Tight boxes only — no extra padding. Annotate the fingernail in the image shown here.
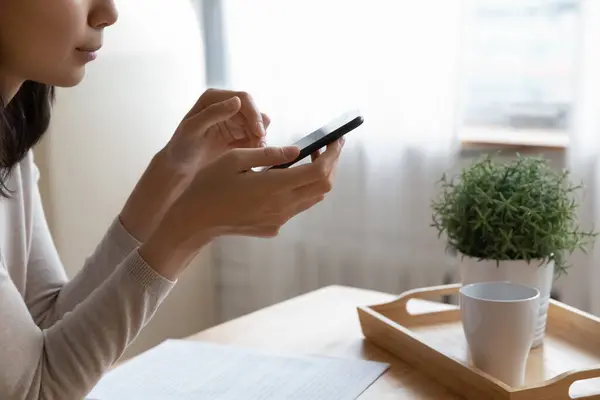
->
[340,137,346,147]
[256,121,266,137]
[227,96,241,109]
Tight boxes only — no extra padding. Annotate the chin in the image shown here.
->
[51,68,87,88]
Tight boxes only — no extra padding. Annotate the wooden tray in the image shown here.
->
[357,283,600,400]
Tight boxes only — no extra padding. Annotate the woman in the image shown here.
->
[0,1,342,399]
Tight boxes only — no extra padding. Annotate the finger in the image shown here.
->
[265,139,343,188]
[287,195,325,221]
[229,136,263,149]
[218,120,239,143]
[191,89,267,139]
[251,139,342,189]
[261,113,271,130]
[293,179,332,198]
[184,87,227,119]
[312,139,344,174]
[236,91,266,138]
[262,161,327,190]
[234,225,281,238]
[224,146,300,172]
[257,194,324,230]
[186,96,242,133]
[326,138,345,180]
[310,149,321,162]
[297,195,324,212]
[327,159,339,182]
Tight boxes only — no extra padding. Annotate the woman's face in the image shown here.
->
[0,0,118,90]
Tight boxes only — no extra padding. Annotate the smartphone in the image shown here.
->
[268,109,364,169]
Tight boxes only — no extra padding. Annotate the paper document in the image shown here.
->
[87,339,388,400]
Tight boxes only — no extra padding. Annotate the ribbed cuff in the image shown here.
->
[123,250,176,299]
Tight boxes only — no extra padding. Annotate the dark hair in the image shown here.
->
[0,82,55,197]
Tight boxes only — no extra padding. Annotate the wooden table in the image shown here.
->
[186,285,462,399]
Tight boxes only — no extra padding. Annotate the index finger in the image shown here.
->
[235,91,266,138]
[259,163,324,190]
[186,89,266,138]
[258,144,342,190]
[312,138,344,173]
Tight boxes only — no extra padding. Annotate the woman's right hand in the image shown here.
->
[139,140,343,280]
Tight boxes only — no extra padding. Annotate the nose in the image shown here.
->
[89,0,119,29]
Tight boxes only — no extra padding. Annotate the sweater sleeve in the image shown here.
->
[0,250,175,400]
[0,155,176,399]
[23,155,144,328]
[25,211,144,329]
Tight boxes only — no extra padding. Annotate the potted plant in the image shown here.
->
[431,155,596,347]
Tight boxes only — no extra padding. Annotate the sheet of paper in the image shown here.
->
[87,339,388,400]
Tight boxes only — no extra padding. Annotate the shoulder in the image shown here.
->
[0,151,44,218]
[0,151,37,198]
[18,150,40,191]
[3,151,42,210]
[0,152,39,267]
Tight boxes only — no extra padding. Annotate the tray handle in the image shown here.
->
[539,366,600,399]
[375,283,461,317]
[396,283,461,301]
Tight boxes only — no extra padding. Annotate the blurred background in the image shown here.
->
[33,0,600,357]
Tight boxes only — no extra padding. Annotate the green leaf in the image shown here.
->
[430,155,598,275]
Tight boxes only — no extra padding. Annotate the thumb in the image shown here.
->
[226,146,300,172]
[187,96,242,132]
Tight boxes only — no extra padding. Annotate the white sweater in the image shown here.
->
[0,151,176,399]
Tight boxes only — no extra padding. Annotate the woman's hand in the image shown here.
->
[139,140,344,280]
[119,88,270,242]
[163,88,271,170]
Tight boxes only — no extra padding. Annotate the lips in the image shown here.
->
[75,47,100,62]
[77,46,101,53]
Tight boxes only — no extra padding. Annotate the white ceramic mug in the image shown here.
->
[459,281,540,387]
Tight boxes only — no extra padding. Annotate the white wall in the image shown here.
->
[34,0,216,358]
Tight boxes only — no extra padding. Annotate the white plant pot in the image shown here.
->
[459,256,555,348]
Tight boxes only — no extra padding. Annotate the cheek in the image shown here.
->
[46,1,87,53]
[0,0,86,83]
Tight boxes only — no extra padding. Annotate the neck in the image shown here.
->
[0,73,24,105]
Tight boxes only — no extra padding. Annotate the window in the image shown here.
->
[219,0,462,152]
[214,0,579,149]
[459,0,580,147]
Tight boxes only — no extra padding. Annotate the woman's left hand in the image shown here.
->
[167,88,271,169]
[119,88,271,242]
